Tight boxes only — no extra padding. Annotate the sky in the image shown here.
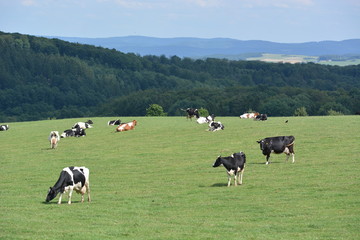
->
[0,0,359,43]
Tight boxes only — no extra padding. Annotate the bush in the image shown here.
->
[294,107,308,116]
[327,109,344,116]
[198,107,209,117]
[146,104,167,116]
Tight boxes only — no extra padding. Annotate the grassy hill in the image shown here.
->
[1,116,359,239]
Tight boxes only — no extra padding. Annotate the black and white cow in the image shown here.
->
[213,152,246,187]
[73,120,93,129]
[257,136,295,165]
[46,166,91,204]
[0,124,9,131]
[108,119,121,126]
[254,114,267,121]
[182,108,200,120]
[60,127,86,138]
[197,114,215,124]
[208,121,224,132]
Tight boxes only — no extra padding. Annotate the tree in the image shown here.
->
[146,104,167,116]
[294,107,308,116]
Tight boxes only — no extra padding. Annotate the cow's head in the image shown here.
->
[46,187,57,202]
[257,140,266,150]
[213,156,223,167]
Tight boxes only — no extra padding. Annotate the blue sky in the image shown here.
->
[1,0,359,43]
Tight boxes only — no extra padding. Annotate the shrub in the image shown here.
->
[294,107,308,116]
[146,104,167,116]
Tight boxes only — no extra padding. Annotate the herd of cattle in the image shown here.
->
[1,109,295,204]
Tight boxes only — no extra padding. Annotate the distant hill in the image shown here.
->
[50,36,360,58]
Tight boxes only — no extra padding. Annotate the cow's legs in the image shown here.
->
[58,193,63,204]
[234,174,238,186]
[238,169,244,185]
[266,155,270,165]
[291,153,295,163]
[87,184,91,202]
[227,174,231,187]
[67,187,74,204]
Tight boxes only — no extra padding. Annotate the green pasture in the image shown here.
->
[1,116,359,239]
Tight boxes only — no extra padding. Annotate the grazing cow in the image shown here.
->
[208,121,224,132]
[48,131,60,149]
[213,152,246,187]
[181,108,200,120]
[108,119,121,126]
[240,112,259,119]
[73,120,93,129]
[197,114,215,124]
[254,114,267,121]
[60,127,86,138]
[257,136,295,165]
[0,124,9,131]
[116,120,137,132]
[46,166,91,204]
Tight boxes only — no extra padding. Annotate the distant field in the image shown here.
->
[247,53,360,66]
[1,116,359,239]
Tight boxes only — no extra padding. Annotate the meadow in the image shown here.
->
[0,116,359,239]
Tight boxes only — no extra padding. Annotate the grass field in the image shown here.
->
[246,53,360,66]
[0,116,359,239]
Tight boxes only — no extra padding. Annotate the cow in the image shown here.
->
[240,112,259,119]
[213,152,246,187]
[60,127,86,138]
[197,114,215,124]
[181,108,200,120]
[48,131,60,149]
[73,120,93,129]
[208,121,224,132]
[257,136,295,165]
[46,166,91,204]
[254,114,267,121]
[116,120,137,132]
[0,124,9,131]
[108,119,121,126]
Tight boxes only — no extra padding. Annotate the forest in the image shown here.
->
[0,31,359,122]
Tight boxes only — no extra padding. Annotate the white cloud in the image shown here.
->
[21,0,37,6]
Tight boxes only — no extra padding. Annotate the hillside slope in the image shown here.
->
[0,32,360,121]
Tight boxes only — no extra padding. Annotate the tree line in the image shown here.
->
[0,31,359,122]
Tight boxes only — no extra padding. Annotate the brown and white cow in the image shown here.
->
[240,112,259,119]
[116,120,137,132]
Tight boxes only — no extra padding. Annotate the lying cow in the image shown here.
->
[48,131,60,149]
[213,152,246,187]
[73,120,93,129]
[197,114,215,124]
[257,136,295,164]
[0,124,9,131]
[60,127,86,138]
[208,121,224,132]
[46,166,91,204]
[116,120,137,132]
[108,119,121,126]
[254,114,267,121]
[240,112,259,119]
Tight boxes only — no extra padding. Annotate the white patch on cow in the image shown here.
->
[227,169,235,176]
[284,147,290,154]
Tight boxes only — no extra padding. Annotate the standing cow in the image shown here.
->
[46,166,91,204]
[213,152,246,187]
[257,136,295,164]
[48,131,60,149]
[181,108,200,120]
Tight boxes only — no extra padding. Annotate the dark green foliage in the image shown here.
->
[0,31,359,121]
